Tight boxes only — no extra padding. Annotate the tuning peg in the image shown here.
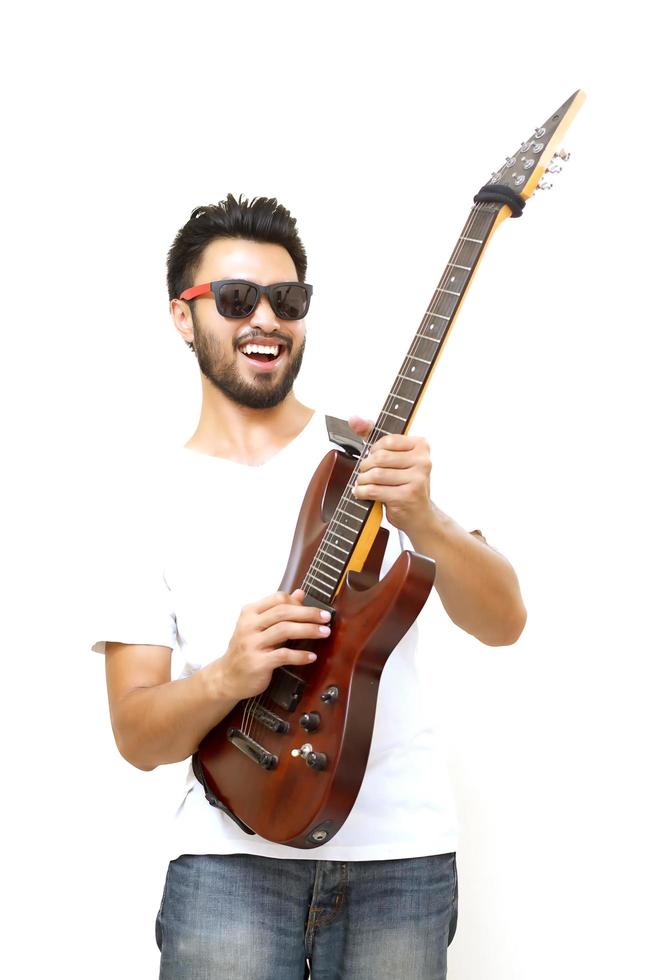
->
[546,162,563,174]
[554,148,571,161]
[537,178,553,190]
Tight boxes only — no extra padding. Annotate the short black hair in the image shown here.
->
[167,194,308,352]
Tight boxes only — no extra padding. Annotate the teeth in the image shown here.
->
[241,344,280,356]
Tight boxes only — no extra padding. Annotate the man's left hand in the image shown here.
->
[349,414,433,538]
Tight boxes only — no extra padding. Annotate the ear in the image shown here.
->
[170,298,195,346]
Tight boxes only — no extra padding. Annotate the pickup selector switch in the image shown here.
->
[320,686,339,704]
[300,712,321,732]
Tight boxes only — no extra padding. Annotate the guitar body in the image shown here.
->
[196,449,435,848]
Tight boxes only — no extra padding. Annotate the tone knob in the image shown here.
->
[300,711,321,732]
[306,752,328,771]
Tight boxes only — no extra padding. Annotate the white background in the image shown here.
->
[2,1,652,977]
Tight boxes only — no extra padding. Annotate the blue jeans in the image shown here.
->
[156,852,458,979]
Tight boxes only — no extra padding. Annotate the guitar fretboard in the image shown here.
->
[302,201,502,606]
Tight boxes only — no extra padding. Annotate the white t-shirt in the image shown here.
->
[92,410,458,860]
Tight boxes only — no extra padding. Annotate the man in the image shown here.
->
[93,194,526,979]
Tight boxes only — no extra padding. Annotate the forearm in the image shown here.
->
[113,659,238,771]
[406,502,527,646]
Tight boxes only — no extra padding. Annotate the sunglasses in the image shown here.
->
[179,279,313,320]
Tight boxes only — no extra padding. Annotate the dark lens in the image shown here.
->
[271,284,309,320]
[216,281,258,318]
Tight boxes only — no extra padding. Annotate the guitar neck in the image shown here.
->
[371,200,503,442]
[301,200,505,608]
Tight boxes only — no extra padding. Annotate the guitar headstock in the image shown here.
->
[487,90,586,204]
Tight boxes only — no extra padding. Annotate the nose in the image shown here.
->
[249,293,279,331]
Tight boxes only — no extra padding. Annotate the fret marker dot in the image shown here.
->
[394,403,399,410]
[411,366,415,372]
[450,276,456,282]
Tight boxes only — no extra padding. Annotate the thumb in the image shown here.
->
[348,415,374,439]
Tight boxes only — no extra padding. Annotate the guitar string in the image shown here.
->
[243,202,495,744]
[242,204,496,743]
[241,202,498,744]
[303,203,494,596]
[242,203,493,744]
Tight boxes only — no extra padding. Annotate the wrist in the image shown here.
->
[402,500,446,547]
[201,656,237,706]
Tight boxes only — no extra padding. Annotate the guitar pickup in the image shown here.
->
[269,668,305,712]
[227,728,278,770]
[252,704,290,734]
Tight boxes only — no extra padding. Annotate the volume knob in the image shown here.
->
[300,712,321,732]
[306,752,328,771]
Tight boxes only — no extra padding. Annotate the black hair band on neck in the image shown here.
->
[473,184,525,218]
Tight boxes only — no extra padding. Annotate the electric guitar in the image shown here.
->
[192,89,586,848]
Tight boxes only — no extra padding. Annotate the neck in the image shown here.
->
[185,374,313,464]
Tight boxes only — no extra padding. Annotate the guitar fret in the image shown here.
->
[323,539,349,555]
[460,235,483,244]
[304,576,331,598]
[406,354,431,365]
[334,507,363,525]
[398,373,421,384]
[388,393,414,403]
[311,565,338,583]
[329,520,356,540]
[347,497,369,512]
[434,287,461,297]
[417,332,442,341]
[447,262,472,271]
[316,556,343,575]
[381,410,408,422]
[425,312,449,320]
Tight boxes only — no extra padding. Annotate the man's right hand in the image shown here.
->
[217,589,332,701]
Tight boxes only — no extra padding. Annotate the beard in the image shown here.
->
[192,319,306,410]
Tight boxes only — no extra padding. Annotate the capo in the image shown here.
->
[325,415,365,458]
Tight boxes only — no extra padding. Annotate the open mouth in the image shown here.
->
[237,341,286,366]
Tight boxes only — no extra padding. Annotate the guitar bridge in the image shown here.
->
[227,728,278,770]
